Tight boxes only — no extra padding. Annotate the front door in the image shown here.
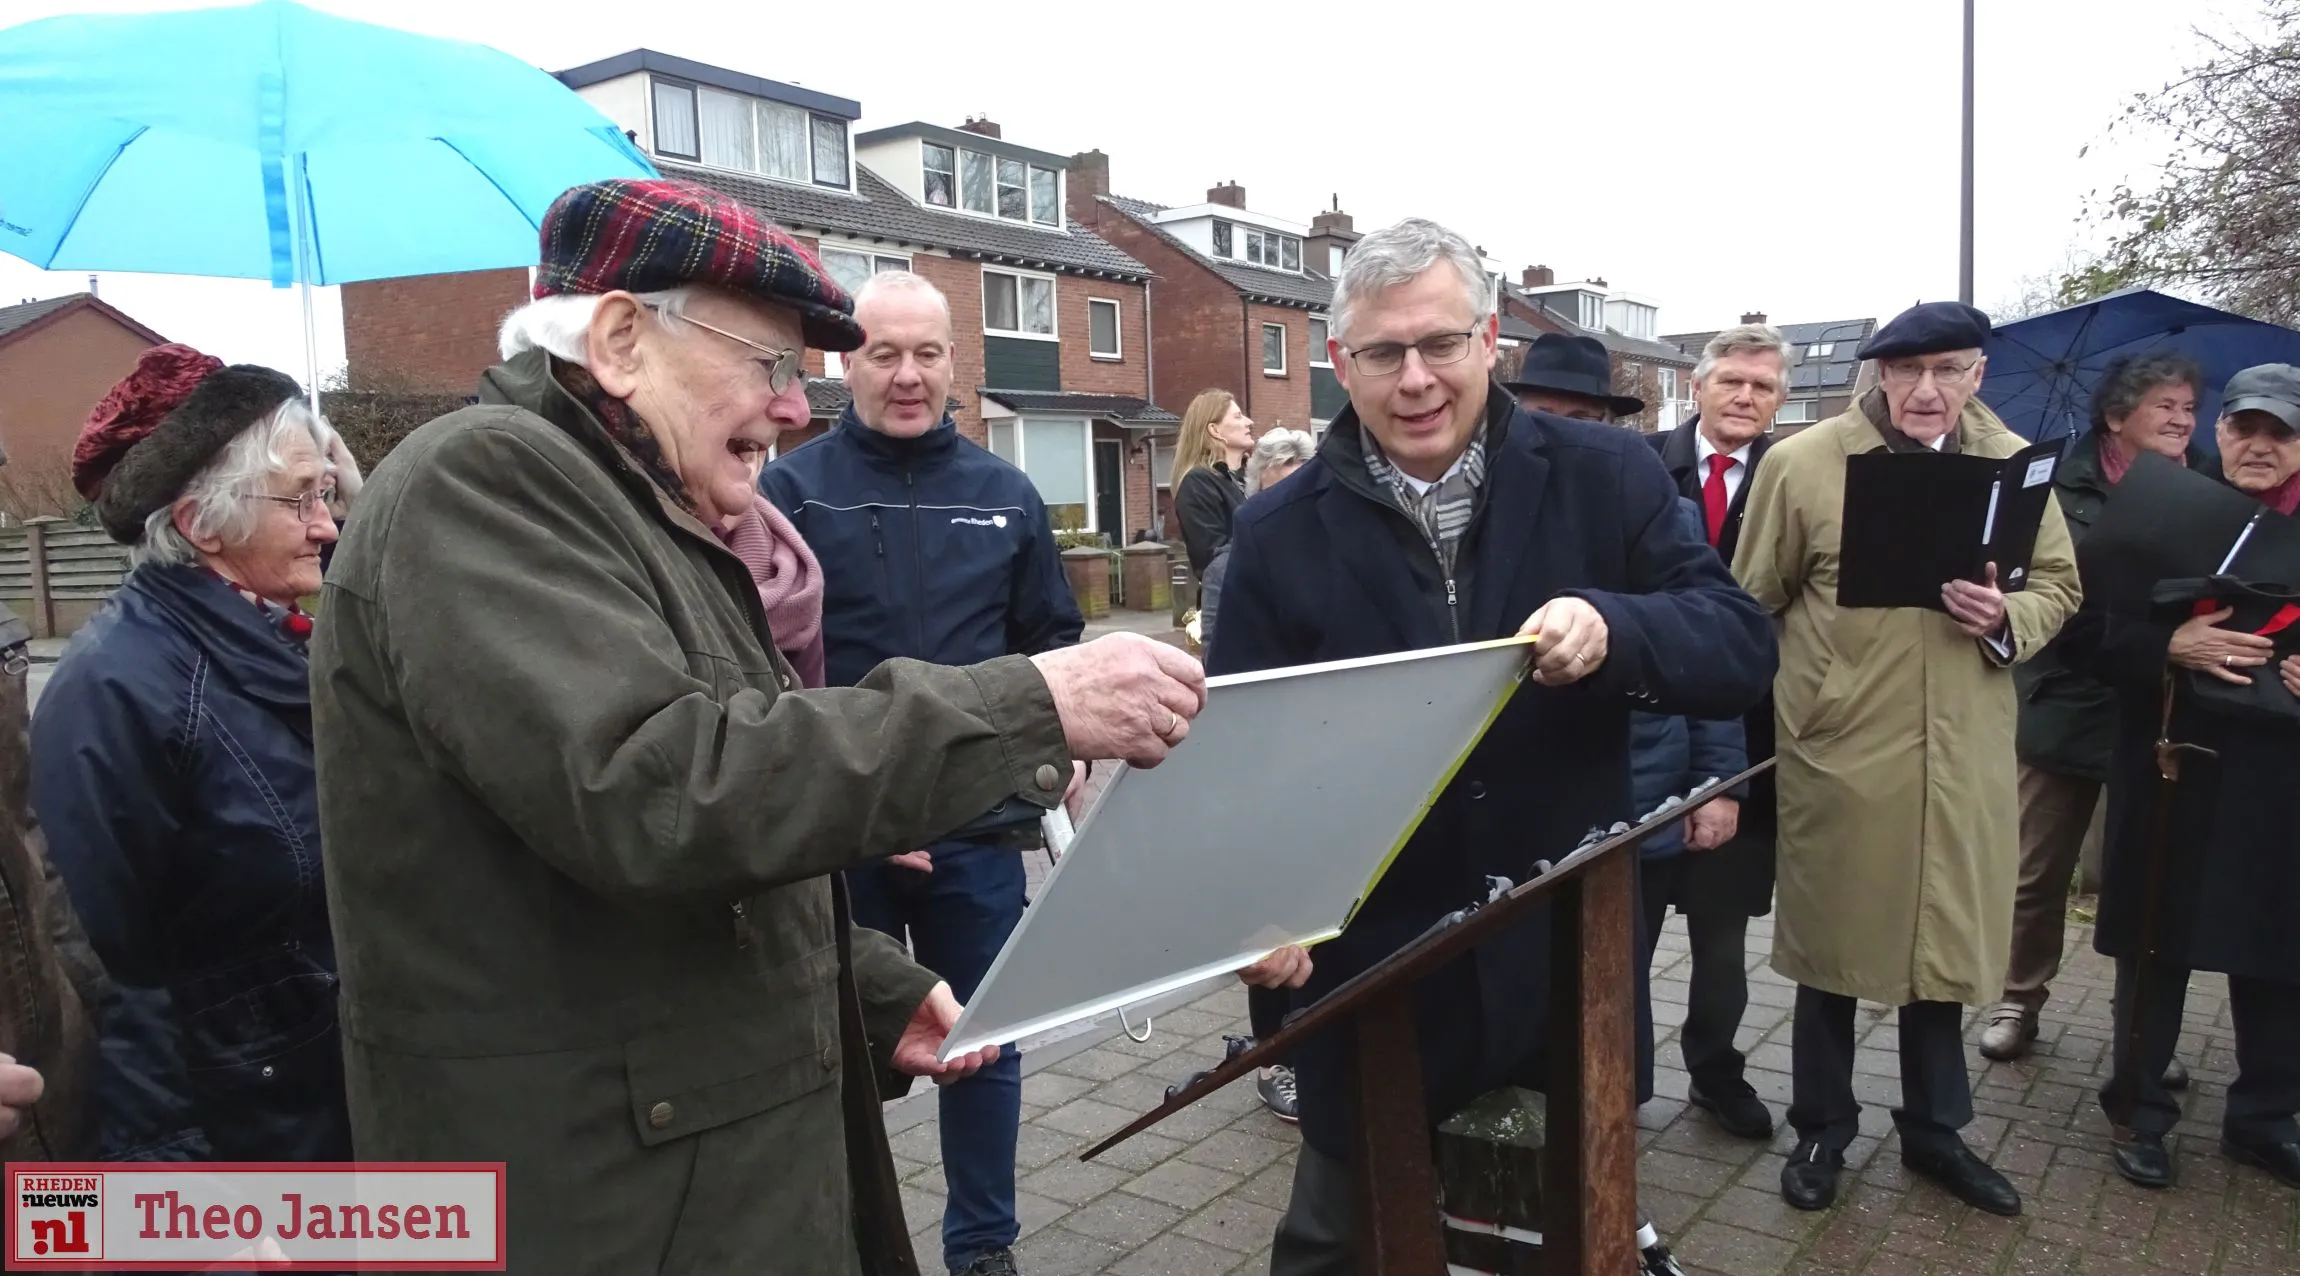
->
[1094,437,1124,541]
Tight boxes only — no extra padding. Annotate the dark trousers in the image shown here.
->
[1638,857,1752,1094]
[1269,1139,1354,1276]
[1788,986,1973,1152]
[846,841,1027,1271]
[2101,958,2300,1146]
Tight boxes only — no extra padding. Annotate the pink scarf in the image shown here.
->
[2097,432,2188,486]
[717,494,826,689]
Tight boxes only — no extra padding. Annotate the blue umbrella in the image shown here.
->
[1981,288,2300,443]
[0,0,654,382]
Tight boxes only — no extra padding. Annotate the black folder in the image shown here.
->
[1837,438,2065,610]
[2078,451,2272,610]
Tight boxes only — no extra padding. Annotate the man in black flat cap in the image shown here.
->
[1503,332,1646,422]
[1733,301,2081,1217]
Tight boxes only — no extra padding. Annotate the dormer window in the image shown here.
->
[924,144,957,206]
[1210,219,1304,273]
[652,77,850,190]
[937,144,1060,226]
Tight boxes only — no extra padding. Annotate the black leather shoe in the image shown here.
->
[1780,1141,1845,1211]
[1903,1137,2022,1216]
[2111,1132,2175,1188]
[2162,1057,2189,1091]
[1689,1081,1775,1140]
[2222,1136,2300,1188]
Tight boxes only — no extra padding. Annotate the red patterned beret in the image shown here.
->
[534,178,865,353]
[74,343,303,544]
[73,344,223,502]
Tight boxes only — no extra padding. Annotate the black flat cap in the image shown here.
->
[1857,301,1992,362]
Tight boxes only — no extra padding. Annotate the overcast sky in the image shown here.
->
[0,0,2263,383]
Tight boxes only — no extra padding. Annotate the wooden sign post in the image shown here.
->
[1081,761,1772,1276]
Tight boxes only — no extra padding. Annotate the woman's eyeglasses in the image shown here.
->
[249,487,337,523]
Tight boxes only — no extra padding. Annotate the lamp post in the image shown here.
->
[1959,0,1977,305]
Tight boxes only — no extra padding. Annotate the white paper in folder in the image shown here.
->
[937,637,1534,1061]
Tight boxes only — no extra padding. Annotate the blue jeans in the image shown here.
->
[846,840,1027,1272]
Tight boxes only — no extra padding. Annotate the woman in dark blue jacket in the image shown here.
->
[32,345,356,1161]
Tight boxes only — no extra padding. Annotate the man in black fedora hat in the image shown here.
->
[1504,332,1646,422]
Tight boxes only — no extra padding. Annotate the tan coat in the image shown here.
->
[1731,398,2080,1006]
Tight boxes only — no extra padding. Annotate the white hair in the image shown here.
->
[1245,428,1316,493]
[1693,322,1793,389]
[131,398,339,568]
[496,286,700,364]
[1330,217,1495,345]
[853,270,952,326]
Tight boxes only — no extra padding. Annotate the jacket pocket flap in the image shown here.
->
[624,1015,836,1148]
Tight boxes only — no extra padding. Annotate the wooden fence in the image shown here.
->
[0,517,129,638]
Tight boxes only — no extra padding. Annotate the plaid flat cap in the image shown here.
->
[534,178,865,352]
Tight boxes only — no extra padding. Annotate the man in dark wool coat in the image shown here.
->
[1206,216,1776,1275]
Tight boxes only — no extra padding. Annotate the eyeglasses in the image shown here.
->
[1878,359,1979,388]
[250,486,337,523]
[648,305,805,394]
[1343,330,1478,377]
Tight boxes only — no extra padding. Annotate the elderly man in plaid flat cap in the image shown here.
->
[308,178,1206,1275]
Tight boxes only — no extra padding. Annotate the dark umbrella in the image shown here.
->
[1981,288,2300,442]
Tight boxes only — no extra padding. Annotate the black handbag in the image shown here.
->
[2148,575,2300,726]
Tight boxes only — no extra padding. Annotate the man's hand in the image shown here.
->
[1032,633,1207,766]
[2283,653,2300,698]
[1238,946,1313,989]
[887,849,933,873]
[2170,606,2276,685]
[1064,760,1089,820]
[1942,563,2009,640]
[1683,797,1740,851]
[892,983,1000,1087]
[324,432,365,512]
[1517,597,1609,686]
[0,1053,42,1140]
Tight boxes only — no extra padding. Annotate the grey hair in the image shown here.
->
[1245,428,1316,493]
[497,286,700,364]
[1330,217,1495,344]
[1693,323,1793,389]
[2090,351,2202,433]
[853,270,952,326]
[131,398,340,568]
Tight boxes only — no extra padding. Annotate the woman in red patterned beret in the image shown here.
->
[28,343,361,1163]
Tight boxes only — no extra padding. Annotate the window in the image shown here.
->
[1774,399,1818,427]
[1309,317,1332,367]
[983,269,1055,337]
[1030,167,1060,225]
[1088,298,1122,359]
[995,417,1096,529]
[810,114,849,188]
[996,158,1028,220]
[819,247,911,298]
[756,101,809,182]
[1657,367,1679,403]
[652,81,698,159]
[961,150,994,214]
[1152,439,1175,488]
[1262,323,1287,375]
[1577,292,1606,330]
[1236,227,1305,272]
[1282,237,1301,271]
[923,144,956,207]
[1805,342,1835,358]
[1210,220,1233,257]
[697,88,753,170]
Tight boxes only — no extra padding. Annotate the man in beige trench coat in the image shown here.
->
[1732,302,2081,1218]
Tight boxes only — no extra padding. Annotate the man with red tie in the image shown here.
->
[1642,322,1793,1142]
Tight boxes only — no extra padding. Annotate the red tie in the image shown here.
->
[1703,453,1733,546]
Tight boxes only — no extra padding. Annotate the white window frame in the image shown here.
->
[1152,438,1176,490]
[982,267,1059,341]
[951,147,1062,227]
[655,76,851,191]
[1773,398,1818,428]
[1087,297,1123,361]
[923,142,957,208]
[1262,322,1288,376]
[1001,415,1099,532]
[1237,227,1304,273]
[1657,366,1678,403]
[1805,341,1835,359]
[820,246,914,374]
[1308,316,1332,367]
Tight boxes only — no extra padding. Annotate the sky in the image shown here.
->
[0,0,2266,382]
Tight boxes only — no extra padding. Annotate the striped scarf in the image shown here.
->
[1364,427,1488,575]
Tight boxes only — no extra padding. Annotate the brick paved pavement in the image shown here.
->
[888,912,2300,1275]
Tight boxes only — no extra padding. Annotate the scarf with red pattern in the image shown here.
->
[203,567,312,643]
[554,359,697,515]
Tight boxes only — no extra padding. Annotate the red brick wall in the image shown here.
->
[341,268,529,393]
[0,307,157,515]
[1242,301,1315,434]
[909,254,991,447]
[1057,276,1147,396]
[1070,199,1248,420]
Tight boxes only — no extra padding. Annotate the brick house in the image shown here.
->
[1660,313,1878,441]
[341,50,1173,544]
[0,293,168,517]
[1497,267,1695,434]
[1066,158,1353,519]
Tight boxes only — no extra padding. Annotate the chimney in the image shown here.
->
[1304,197,1359,277]
[1308,197,1354,236]
[1066,150,1109,223]
[1740,311,1768,325]
[1588,276,1607,288]
[87,274,99,298]
[1207,180,1246,209]
[958,116,1002,139]
[1522,265,1554,288]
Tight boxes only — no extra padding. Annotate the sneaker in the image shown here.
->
[1977,1002,2037,1062]
[950,1246,1019,1276]
[1637,1220,1688,1276]
[1257,1065,1299,1124]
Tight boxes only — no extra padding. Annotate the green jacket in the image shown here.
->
[2013,433,2208,780]
[309,351,1072,1275]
